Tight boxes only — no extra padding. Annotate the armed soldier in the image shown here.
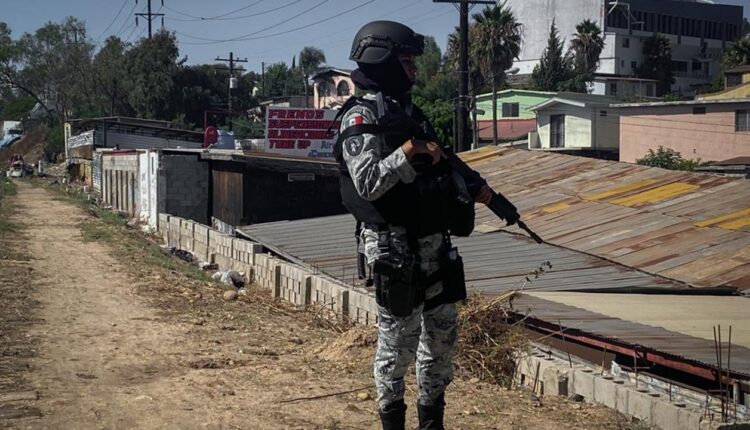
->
[333,21,493,430]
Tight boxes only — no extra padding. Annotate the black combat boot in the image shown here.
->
[417,394,445,430]
[379,399,407,430]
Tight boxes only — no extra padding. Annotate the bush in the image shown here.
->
[44,124,65,161]
[636,146,709,171]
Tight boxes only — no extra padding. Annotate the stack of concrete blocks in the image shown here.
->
[161,154,209,225]
[179,219,194,254]
[156,212,379,326]
[513,351,734,430]
[192,224,210,262]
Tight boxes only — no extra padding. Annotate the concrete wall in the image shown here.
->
[160,153,210,225]
[536,105,593,149]
[101,153,139,217]
[157,213,379,325]
[619,103,750,163]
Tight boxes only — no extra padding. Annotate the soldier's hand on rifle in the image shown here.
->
[475,184,492,204]
[402,139,445,165]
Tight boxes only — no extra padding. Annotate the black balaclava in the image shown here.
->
[351,54,413,100]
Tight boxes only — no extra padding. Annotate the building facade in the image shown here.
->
[474,89,555,142]
[698,66,750,101]
[312,68,354,109]
[529,93,619,157]
[504,0,743,95]
[616,99,750,163]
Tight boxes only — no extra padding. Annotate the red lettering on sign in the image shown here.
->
[297,140,311,149]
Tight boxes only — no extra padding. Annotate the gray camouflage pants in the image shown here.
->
[363,226,459,409]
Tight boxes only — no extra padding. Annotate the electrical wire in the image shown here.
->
[167,0,302,22]
[175,0,330,44]
[113,2,139,38]
[164,0,266,21]
[97,0,130,41]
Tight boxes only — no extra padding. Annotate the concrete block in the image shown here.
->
[627,388,653,424]
[273,265,281,298]
[570,368,596,401]
[594,375,617,409]
[542,365,570,397]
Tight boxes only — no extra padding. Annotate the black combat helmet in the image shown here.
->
[350,20,425,64]
[349,21,424,97]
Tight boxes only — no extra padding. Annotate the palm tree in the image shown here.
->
[299,46,326,108]
[570,19,604,89]
[470,4,522,145]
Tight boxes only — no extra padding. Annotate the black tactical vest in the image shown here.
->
[333,94,474,237]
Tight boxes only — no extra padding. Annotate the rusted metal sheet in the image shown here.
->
[461,148,750,289]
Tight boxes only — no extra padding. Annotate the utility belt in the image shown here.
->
[357,223,466,317]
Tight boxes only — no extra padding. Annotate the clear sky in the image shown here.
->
[3,0,749,74]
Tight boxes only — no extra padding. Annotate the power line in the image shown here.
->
[164,0,266,21]
[177,0,376,45]
[166,0,301,22]
[176,0,329,44]
[113,2,139,38]
[214,52,249,117]
[97,0,130,41]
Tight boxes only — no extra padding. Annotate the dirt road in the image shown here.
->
[0,181,635,429]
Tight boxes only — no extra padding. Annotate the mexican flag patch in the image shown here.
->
[347,115,363,127]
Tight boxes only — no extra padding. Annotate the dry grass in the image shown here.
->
[455,291,528,386]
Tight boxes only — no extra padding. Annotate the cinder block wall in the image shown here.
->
[157,213,379,325]
[161,154,209,224]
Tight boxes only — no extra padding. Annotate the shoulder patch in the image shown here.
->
[347,115,364,128]
[345,136,364,156]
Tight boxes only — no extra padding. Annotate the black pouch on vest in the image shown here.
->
[440,247,467,303]
[373,259,417,318]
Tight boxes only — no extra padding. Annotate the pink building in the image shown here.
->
[615,99,750,164]
[311,68,354,109]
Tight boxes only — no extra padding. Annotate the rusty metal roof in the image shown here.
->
[238,214,750,379]
[462,147,750,290]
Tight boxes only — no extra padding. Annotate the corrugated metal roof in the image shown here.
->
[238,214,750,377]
[239,214,693,295]
[461,147,750,290]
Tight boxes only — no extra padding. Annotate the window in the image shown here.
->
[336,80,350,97]
[609,82,618,95]
[646,84,655,97]
[622,37,630,48]
[737,110,750,132]
[692,107,706,115]
[501,102,520,117]
[600,110,608,117]
[631,61,638,71]
[317,81,332,97]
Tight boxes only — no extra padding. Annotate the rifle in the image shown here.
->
[442,148,544,244]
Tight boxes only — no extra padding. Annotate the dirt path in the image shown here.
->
[0,180,636,430]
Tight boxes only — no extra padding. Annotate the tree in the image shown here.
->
[635,34,674,96]
[636,146,708,171]
[470,5,522,145]
[299,46,326,107]
[124,30,183,120]
[92,36,131,116]
[259,62,304,98]
[566,19,604,92]
[531,21,574,91]
[722,36,750,71]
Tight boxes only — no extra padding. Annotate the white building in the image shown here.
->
[504,0,743,95]
[528,93,619,158]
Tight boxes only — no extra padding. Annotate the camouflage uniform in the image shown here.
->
[340,97,459,410]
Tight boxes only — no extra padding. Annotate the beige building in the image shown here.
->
[529,93,620,158]
[311,68,353,109]
[615,99,750,163]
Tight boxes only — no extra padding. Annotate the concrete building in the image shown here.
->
[311,68,353,109]
[474,89,555,143]
[529,93,619,158]
[504,0,743,95]
[589,74,658,99]
[697,65,750,101]
[616,98,750,163]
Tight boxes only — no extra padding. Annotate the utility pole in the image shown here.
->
[135,0,165,39]
[214,52,248,126]
[433,0,494,152]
